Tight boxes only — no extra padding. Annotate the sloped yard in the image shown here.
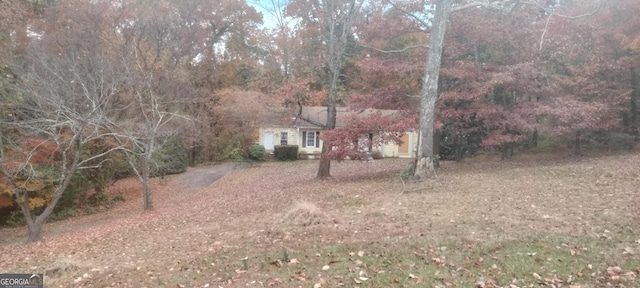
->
[0,155,639,287]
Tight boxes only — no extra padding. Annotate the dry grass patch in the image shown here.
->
[38,257,86,285]
[278,201,334,228]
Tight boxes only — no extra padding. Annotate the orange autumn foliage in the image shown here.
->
[0,137,58,209]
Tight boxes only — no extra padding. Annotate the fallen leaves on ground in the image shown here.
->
[0,154,639,287]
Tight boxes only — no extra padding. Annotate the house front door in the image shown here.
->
[264,132,274,150]
[398,134,410,154]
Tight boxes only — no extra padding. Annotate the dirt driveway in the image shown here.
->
[174,163,233,191]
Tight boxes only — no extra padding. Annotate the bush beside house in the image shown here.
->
[274,145,298,161]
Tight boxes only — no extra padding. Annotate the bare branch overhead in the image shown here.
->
[521,0,603,20]
[387,0,431,27]
[359,43,428,53]
[451,0,520,13]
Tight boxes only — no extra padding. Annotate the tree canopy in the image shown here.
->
[0,0,638,241]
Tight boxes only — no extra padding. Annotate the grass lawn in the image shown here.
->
[0,154,639,287]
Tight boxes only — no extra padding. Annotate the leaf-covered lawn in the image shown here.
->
[0,155,639,287]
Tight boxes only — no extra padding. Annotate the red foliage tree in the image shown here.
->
[437,7,546,158]
[350,0,426,111]
[531,0,634,155]
[321,109,417,160]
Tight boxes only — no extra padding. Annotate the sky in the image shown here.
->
[248,0,289,29]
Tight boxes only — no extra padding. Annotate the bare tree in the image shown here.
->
[114,1,196,210]
[0,1,126,242]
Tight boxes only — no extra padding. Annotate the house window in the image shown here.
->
[357,133,373,152]
[307,131,316,147]
[280,132,288,145]
[302,131,320,148]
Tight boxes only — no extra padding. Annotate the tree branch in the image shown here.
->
[359,43,428,54]
[77,145,128,168]
[451,0,519,13]
[539,11,553,50]
[527,0,603,50]
[387,0,430,28]
[521,0,603,20]
[294,101,327,129]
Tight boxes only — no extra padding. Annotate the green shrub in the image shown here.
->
[84,207,96,215]
[5,211,25,227]
[399,165,414,180]
[249,144,266,161]
[152,136,188,176]
[61,172,89,209]
[81,141,132,196]
[274,145,298,161]
[48,208,76,222]
[112,192,126,203]
[88,191,111,207]
[230,147,245,162]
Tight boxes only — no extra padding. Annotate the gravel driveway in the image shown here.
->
[175,163,234,191]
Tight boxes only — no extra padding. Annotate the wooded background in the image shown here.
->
[0,0,638,241]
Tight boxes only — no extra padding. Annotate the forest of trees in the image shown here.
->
[0,0,638,242]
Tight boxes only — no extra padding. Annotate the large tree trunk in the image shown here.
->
[413,0,450,181]
[318,103,337,179]
[317,143,332,178]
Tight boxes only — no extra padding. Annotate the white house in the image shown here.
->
[258,106,418,159]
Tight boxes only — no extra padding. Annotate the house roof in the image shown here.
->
[259,106,404,129]
[258,107,295,128]
[300,106,398,128]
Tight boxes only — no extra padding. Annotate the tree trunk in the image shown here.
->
[501,144,507,160]
[21,143,80,243]
[574,130,581,157]
[317,143,332,178]
[26,212,51,243]
[433,129,441,168]
[501,143,513,160]
[413,0,450,181]
[26,222,43,243]
[318,102,337,179]
[14,188,41,243]
[473,44,482,74]
[631,67,639,140]
[454,134,463,161]
[142,152,153,210]
[316,0,358,179]
[190,146,196,166]
[26,171,76,242]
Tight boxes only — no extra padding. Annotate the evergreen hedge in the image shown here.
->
[274,145,298,161]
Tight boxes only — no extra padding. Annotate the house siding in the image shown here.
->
[299,129,323,159]
[259,128,297,152]
[380,132,417,158]
[259,129,418,159]
[258,106,418,160]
